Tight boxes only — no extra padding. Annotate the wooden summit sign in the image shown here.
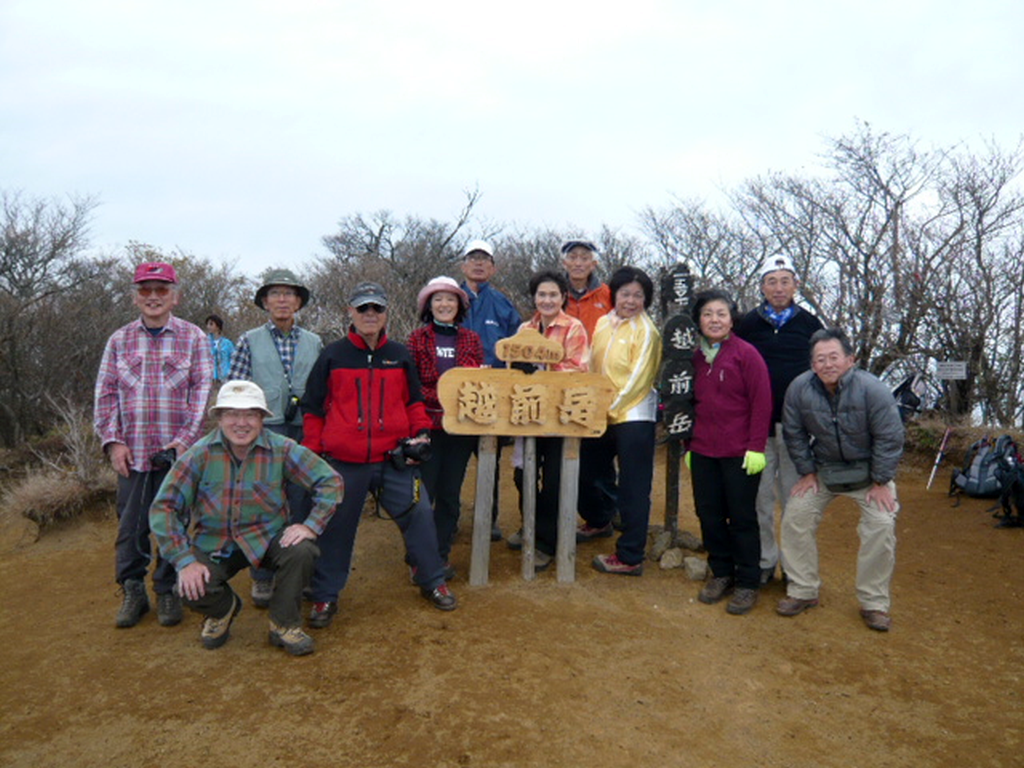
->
[438,328,616,438]
[435,326,616,586]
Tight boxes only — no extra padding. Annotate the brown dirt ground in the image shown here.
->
[1,449,1022,768]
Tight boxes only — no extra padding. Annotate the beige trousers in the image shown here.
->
[780,480,899,612]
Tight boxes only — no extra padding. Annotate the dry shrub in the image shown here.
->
[0,396,118,530]
[904,416,1024,471]
[4,470,93,527]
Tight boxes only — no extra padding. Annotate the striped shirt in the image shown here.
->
[94,315,213,472]
[149,428,342,570]
[228,321,302,384]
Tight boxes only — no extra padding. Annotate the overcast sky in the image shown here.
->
[2,1,1022,277]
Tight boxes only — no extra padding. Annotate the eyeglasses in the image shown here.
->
[355,303,386,313]
[136,285,171,297]
[267,288,298,298]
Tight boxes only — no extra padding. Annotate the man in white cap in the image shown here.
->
[94,261,213,630]
[736,254,823,585]
[228,268,323,607]
[459,239,521,540]
[149,380,342,655]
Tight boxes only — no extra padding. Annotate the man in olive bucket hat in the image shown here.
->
[228,269,323,607]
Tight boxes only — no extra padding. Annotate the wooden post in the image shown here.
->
[556,437,580,583]
[521,437,537,581]
[469,435,497,586]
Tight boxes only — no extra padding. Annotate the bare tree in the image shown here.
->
[0,192,100,445]
[313,190,483,342]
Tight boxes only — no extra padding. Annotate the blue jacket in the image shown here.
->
[460,280,521,367]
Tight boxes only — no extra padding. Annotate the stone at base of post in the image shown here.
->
[469,435,498,586]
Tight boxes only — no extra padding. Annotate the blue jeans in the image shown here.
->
[578,421,656,566]
[308,459,445,603]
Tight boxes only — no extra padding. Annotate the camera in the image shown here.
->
[150,448,177,471]
[284,395,300,421]
[387,438,432,471]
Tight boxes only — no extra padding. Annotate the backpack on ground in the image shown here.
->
[950,435,1019,500]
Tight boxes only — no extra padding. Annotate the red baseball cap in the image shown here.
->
[133,262,178,284]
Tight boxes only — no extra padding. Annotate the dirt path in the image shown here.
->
[1,458,1021,768]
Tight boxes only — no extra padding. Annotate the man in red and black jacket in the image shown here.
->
[300,281,457,628]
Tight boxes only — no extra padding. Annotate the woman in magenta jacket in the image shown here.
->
[687,289,772,616]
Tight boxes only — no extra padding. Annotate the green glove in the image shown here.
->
[684,451,692,471]
[742,450,767,476]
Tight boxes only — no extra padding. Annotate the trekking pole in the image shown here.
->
[926,426,953,490]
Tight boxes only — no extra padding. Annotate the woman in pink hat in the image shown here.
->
[406,277,484,575]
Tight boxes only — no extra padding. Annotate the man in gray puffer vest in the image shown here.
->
[228,269,324,607]
[777,327,904,632]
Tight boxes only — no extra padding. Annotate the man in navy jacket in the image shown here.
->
[736,255,823,585]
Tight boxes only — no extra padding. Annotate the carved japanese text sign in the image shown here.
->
[438,369,616,437]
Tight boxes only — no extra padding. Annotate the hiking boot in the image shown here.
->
[491,523,503,542]
[308,601,338,629]
[576,522,614,543]
[269,621,316,656]
[533,549,553,572]
[420,583,458,611]
[592,553,643,576]
[251,578,273,609]
[115,579,150,628]
[726,588,759,615]
[157,592,183,627]
[200,594,242,650]
[777,596,820,616]
[860,609,892,632]
[698,576,734,604]
[506,529,523,551]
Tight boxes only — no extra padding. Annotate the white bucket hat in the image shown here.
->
[209,380,274,417]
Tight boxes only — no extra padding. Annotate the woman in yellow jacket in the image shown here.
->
[577,266,663,575]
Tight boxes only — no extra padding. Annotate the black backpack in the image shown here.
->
[950,435,1019,499]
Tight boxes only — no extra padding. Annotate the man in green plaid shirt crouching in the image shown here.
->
[150,380,343,656]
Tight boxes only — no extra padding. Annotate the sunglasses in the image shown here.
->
[355,303,386,313]
[136,285,172,297]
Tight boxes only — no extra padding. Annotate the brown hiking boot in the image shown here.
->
[726,588,759,615]
[859,609,892,632]
[698,576,734,604]
[251,579,273,609]
[269,621,316,656]
[157,592,183,627]
[776,596,820,617]
[115,579,150,628]
[200,594,242,650]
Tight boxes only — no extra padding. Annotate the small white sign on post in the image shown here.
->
[935,361,967,380]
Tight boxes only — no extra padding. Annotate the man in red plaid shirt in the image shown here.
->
[94,262,213,629]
